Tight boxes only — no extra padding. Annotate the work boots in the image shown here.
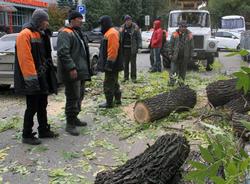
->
[38,125,59,138]
[114,92,122,105]
[99,95,114,108]
[22,132,42,145]
[65,117,79,136]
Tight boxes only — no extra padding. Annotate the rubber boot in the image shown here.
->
[114,92,122,105]
[99,95,113,108]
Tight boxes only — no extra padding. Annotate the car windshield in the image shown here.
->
[221,18,244,29]
[0,35,16,52]
[170,12,210,27]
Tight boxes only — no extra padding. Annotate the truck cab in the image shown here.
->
[219,15,246,33]
[168,10,218,70]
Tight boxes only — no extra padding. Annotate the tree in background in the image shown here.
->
[48,4,69,31]
[207,0,250,28]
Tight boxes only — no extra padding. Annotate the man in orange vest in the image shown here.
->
[168,20,194,85]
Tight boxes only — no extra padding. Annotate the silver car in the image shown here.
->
[0,32,99,89]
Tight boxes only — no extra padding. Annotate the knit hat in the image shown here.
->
[31,9,49,28]
[98,15,113,34]
[124,15,132,21]
[68,11,83,22]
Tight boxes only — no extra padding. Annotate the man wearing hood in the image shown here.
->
[168,21,194,86]
[97,15,123,108]
[15,9,58,145]
[57,11,92,136]
[150,20,163,72]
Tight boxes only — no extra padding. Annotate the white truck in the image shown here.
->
[167,10,218,70]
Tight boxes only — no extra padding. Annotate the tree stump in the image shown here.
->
[225,95,250,113]
[95,134,190,184]
[231,113,250,141]
[134,86,197,123]
[206,79,242,107]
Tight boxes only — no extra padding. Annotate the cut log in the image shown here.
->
[231,113,250,141]
[134,86,197,123]
[225,95,250,113]
[95,134,190,184]
[206,79,242,107]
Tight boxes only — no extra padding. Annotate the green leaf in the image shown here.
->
[184,170,207,183]
[240,158,250,171]
[241,67,250,74]
[211,176,226,184]
[225,51,240,57]
[189,161,207,170]
[225,162,238,176]
[213,143,224,160]
[239,49,250,57]
[208,162,221,176]
[240,120,250,131]
[199,146,214,163]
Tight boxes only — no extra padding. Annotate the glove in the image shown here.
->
[104,61,115,72]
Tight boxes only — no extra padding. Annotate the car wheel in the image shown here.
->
[236,44,240,50]
[0,84,11,90]
[91,56,98,75]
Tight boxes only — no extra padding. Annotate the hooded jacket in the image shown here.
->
[14,23,57,95]
[150,20,163,48]
[119,22,142,55]
[98,16,123,72]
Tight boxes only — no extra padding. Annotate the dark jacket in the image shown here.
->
[150,20,163,48]
[98,27,123,72]
[14,23,57,95]
[120,22,142,55]
[169,29,194,63]
[57,26,92,82]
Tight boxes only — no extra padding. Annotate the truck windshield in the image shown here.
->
[170,12,209,27]
[221,18,244,29]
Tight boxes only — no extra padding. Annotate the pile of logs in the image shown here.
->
[134,86,197,123]
[206,79,250,140]
[95,134,190,184]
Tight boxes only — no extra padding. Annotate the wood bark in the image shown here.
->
[95,134,190,184]
[134,86,197,123]
[225,95,250,113]
[231,113,250,141]
[206,79,242,107]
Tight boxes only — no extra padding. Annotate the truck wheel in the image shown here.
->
[206,56,214,71]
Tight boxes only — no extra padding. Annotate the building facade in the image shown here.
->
[0,0,49,33]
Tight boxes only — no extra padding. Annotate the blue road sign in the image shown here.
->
[77,5,86,14]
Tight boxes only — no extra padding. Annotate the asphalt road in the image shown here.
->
[0,51,245,184]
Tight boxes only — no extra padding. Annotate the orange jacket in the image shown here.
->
[104,27,119,62]
[16,28,40,79]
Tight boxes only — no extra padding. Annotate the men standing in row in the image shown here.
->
[98,16,123,108]
[150,20,163,72]
[15,9,58,145]
[57,11,92,136]
[120,15,142,83]
[168,21,194,86]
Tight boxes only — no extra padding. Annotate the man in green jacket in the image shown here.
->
[168,21,194,86]
[57,11,92,136]
[119,15,142,83]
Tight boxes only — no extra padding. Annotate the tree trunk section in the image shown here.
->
[231,113,250,141]
[134,86,197,123]
[206,79,242,107]
[95,134,190,184]
[225,95,250,113]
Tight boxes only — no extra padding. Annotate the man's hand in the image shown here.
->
[70,69,78,80]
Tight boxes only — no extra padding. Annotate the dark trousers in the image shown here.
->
[123,48,137,80]
[104,71,121,99]
[23,94,48,138]
[170,59,187,83]
[64,80,85,123]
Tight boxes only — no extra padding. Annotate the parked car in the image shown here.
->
[0,33,99,89]
[214,31,241,50]
[141,31,153,49]
[83,27,103,43]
